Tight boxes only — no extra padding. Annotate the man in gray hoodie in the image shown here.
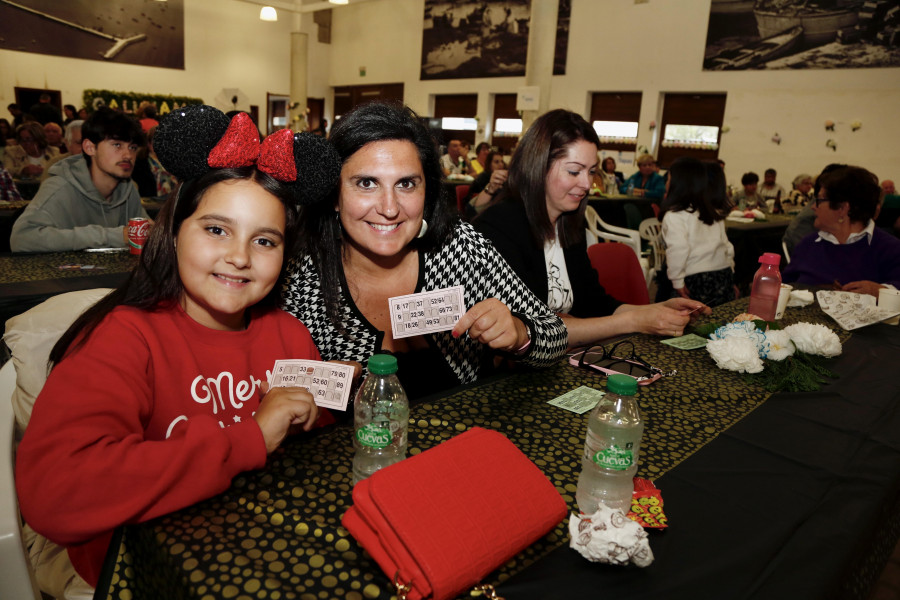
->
[11,108,149,252]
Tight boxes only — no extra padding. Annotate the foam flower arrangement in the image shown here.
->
[698,319,840,392]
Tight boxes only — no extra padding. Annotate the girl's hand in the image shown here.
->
[675,286,691,299]
[254,382,319,454]
[452,298,527,353]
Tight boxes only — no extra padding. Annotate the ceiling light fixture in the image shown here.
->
[260,6,278,21]
[329,0,349,4]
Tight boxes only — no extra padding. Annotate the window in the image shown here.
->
[657,93,727,167]
[434,94,477,146]
[589,92,642,152]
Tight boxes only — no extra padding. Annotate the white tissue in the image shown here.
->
[569,505,654,567]
[787,289,814,307]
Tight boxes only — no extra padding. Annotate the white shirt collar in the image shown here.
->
[815,219,875,246]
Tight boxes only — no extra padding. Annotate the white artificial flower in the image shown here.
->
[784,323,842,357]
[706,337,765,373]
[764,329,795,361]
[709,321,769,358]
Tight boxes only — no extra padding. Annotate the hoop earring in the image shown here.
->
[417,219,429,239]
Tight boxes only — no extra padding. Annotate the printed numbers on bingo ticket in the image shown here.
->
[268,359,354,411]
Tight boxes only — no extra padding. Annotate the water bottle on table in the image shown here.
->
[747,252,782,321]
[352,354,409,484]
[576,374,644,515]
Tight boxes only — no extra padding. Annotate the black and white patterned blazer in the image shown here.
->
[281,221,568,385]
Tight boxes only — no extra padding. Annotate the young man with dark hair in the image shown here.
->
[11,108,150,252]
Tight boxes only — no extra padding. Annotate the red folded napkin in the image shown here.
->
[342,427,567,600]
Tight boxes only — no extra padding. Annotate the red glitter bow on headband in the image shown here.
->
[207,112,297,181]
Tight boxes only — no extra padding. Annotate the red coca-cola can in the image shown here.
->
[127,218,151,255]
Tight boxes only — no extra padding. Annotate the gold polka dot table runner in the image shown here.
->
[100,299,845,599]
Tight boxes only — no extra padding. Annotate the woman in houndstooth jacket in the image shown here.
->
[282,102,567,400]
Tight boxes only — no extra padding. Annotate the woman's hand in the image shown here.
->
[254,383,319,454]
[626,298,709,337]
[452,298,527,353]
[675,286,691,299]
[842,280,884,297]
[486,169,508,194]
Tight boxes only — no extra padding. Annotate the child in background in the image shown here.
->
[660,157,736,307]
[15,106,342,598]
[733,171,767,212]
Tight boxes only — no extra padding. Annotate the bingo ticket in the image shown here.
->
[389,286,465,339]
[269,360,355,411]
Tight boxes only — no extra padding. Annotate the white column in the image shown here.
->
[521,0,559,135]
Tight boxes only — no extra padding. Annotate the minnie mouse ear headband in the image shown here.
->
[153,104,340,205]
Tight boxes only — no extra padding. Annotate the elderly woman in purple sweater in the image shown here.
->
[783,166,900,297]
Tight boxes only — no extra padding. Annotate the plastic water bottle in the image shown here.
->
[352,354,409,485]
[747,252,782,321]
[627,182,635,197]
[576,374,644,515]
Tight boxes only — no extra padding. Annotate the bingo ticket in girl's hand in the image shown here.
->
[389,286,465,339]
[269,360,355,411]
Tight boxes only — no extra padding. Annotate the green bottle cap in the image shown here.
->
[607,373,638,396]
[367,354,398,375]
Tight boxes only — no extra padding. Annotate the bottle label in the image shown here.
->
[357,423,392,449]
[592,444,633,470]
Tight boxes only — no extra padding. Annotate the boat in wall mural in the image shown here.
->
[754,0,863,48]
[704,25,803,69]
[710,0,756,15]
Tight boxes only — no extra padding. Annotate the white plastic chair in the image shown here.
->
[0,359,42,600]
[638,218,665,287]
[584,206,650,281]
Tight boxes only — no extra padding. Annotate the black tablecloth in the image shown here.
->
[95,299,899,600]
[0,251,136,325]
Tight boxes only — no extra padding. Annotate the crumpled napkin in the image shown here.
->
[787,289,814,307]
[569,505,654,567]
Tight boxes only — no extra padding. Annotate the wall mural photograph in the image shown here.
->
[0,0,184,69]
[704,0,900,70]
[420,0,570,80]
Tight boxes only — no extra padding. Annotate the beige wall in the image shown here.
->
[329,0,900,184]
[2,0,897,184]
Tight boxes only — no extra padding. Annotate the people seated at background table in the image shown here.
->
[282,101,567,400]
[2,121,60,179]
[10,108,149,252]
[0,165,23,202]
[733,171,768,212]
[783,165,900,297]
[132,125,177,198]
[785,173,814,208]
[467,149,508,217]
[41,120,84,182]
[782,163,846,257]
[15,105,338,599]
[595,156,625,195]
[475,109,709,349]
[619,153,665,198]
[659,158,736,308]
[43,121,66,153]
[471,141,491,174]
[28,93,63,126]
[759,167,785,205]
[63,104,78,126]
[440,138,475,176]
